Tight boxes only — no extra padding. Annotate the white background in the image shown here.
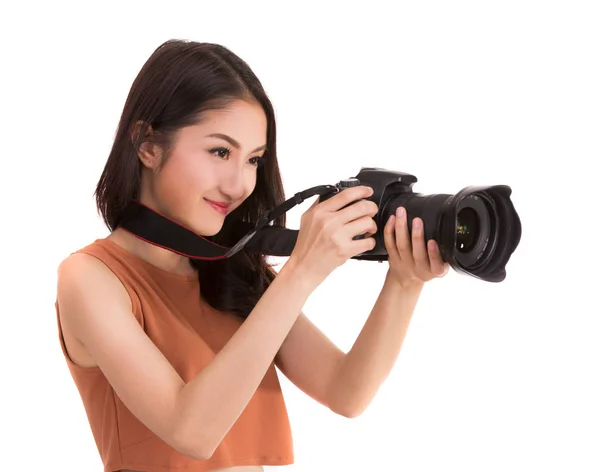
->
[1,1,599,471]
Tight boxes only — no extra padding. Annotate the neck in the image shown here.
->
[107,227,197,276]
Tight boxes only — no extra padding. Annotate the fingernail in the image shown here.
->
[396,207,404,217]
[388,215,395,225]
[413,218,422,230]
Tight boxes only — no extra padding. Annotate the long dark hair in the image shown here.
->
[95,39,286,318]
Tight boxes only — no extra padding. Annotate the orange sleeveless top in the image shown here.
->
[55,238,294,471]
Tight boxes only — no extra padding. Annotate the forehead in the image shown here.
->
[183,100,267,145]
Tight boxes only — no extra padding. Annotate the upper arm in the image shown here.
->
[56,253,197,457]
[275,312,345,410]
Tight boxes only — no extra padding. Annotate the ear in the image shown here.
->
[131,120,162,170]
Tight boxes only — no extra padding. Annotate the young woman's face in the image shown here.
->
[138,99,268,236]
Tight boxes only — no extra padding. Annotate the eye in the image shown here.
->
[249,155,267,168]
[209,147,231,159]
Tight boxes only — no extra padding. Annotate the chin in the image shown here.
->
[190,220,224,238]
[202,228,222,237]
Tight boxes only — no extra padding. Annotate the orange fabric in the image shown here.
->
[55,238,294,471]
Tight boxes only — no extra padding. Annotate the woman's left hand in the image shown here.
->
[383,206,449,289]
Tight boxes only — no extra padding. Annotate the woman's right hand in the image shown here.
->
[286,185,379,287]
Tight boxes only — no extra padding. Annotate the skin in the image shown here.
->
[60,99,449,472]
[93,99,269,472]
[109,99,268,276]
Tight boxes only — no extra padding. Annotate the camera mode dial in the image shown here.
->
[338,178,360,189]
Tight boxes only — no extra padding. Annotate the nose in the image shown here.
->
[219,167,247,203]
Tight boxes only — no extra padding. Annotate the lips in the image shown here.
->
[205,198,230,215]
[205,199,229,209]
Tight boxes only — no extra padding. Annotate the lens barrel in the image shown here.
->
[381,185,521,282]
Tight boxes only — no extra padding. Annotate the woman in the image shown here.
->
[55,39,448,472]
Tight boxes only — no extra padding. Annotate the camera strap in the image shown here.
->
[117,185,338,261]
[116,165,521,282]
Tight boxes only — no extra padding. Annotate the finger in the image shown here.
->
[321,185,374,212]
[364,217,378,238]
[309,196,321,210]
[351,235,377,257]
[337,198,379,224]
[427,240,448,276]
[383,214,400,264]
[395,207,413,263]
[411,217,430,273]
[344,215,377,239]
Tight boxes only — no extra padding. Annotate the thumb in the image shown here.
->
[308,196,321,210]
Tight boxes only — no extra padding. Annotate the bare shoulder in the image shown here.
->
[56,251,189,452]
[57,251,131,310]
[57,252,132,367]
[57,251,132,343]
[57,253,131,368]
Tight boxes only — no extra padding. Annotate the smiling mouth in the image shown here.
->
[205,199,230,214]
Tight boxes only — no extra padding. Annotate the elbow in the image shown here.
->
[176,439,216,461]
[187,446,214,462]
[172,426,217,461]
[336,406,364,419]
[327,387,368,418]
[330,399,366,419]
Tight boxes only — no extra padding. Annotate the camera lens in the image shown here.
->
[379,183,520,282]
[452,194,493,270]
[456,207,480,253]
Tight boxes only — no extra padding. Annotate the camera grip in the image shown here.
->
[319,180,369,241]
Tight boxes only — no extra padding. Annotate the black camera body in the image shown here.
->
[320,167,522,283]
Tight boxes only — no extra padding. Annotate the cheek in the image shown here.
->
[153,154,210,213]
[245,170,257,189]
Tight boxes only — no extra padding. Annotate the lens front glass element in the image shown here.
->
[456,207,480,253]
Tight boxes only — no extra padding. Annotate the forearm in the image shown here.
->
[328,274,424,417]
[174,262,316,458]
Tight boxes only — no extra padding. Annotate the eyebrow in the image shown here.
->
[206,133,267,153]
